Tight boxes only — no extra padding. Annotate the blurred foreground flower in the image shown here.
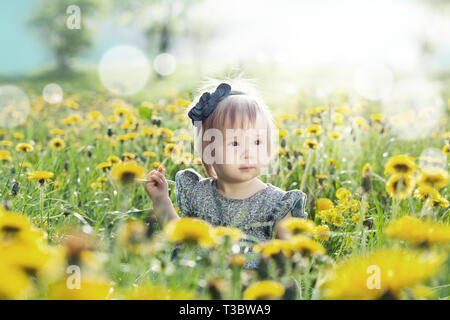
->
[164,217,217,248]
[321,248,445,299]
[243,280,285,300]
[385,216,450,246]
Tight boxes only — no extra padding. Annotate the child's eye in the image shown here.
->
[255,139,262,145]
[229,141,239,147]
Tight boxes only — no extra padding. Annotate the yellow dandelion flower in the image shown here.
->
[279,129,289,138]
[142,151,156,158]
[50,128,65,136]
[384,155,418,176]
[289,234,326,256]
[414,185,440,201]
[317,198,334,212]
[362,163,371,176]
[304,140,318,150]
[164,143,183,157]
[293,128,303,135]
[416,167,449,189]
[243,281,285,300]
[306,124,322,136]
[15,143,34,153]
[321,248,445,300]
[111,161,145,184]
[114,108,131,117]
[107,155,120,165]
[48,278,112,300]
[385,216,450,245]
[13,133,24,139]
[27,171,54,183]
[281,217,316,235]
[253,239,292,258]
[122,152,136,161]
[317,208,337,223]
[332,214,345,226]
[443,144,449,156]
[333,113,344,125]
[336,188,351,201]
[212,226,243,243]
[329,132,341,140]
[89,111,103,120]
[164,217,216,248]
[386,174,415,200]
[175,98,191,108]
[278,148,287,155]
[49,138,65,150]
[96,162,112,171]
[90,182,102,190]
[19,162,31,168]
[371,114,384,122]
[117,134,130,142]
[430,195,449,208]
[0,150,12,162]
[1,140,13,147]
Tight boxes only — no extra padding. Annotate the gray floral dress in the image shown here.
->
[174,168,308,269]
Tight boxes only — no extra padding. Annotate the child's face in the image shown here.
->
[212,115,271,183]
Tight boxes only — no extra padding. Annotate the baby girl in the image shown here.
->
[145,79,307,268]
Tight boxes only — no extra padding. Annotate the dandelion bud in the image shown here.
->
[287,161,292,170]
[362,171,372,193]
[11,181,20,197]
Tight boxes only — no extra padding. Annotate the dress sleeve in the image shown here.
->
[272,189,308,225]
[175,168,202,217]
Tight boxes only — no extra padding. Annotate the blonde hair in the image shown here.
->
[188,77,277,179]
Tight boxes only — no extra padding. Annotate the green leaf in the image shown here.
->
[138,106,152,119]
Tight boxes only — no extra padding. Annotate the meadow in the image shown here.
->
[0,71,449,300]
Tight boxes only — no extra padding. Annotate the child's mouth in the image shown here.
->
[239,166,254,171]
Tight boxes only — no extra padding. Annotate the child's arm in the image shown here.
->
[274,212,292,240]
[144,166,180,228]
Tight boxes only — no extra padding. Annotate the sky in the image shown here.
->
[0,0,449,75]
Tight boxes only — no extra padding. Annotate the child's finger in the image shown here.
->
[156,171,165,179]
[146,171,156,179]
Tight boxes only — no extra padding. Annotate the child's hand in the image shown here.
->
[144,166,169,201]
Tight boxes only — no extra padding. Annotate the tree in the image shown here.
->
[29,0,101,72]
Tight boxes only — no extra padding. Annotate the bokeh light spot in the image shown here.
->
[153,53,176,76]
[43,83,63,104]
[0,85,30,128]
[98,45,150,96]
